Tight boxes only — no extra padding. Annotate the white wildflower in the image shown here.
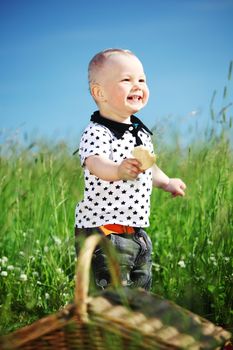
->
[209,254,216,262]
[7,265,14,271]
[224,257,230,262]
[36,240,40,245]
[44,246,49,253]
[45,293,50,300]
[32,271,39,277]
[63,293,69,300]
[56,268,63,274]
[19,251,25,256]
[1,271,8,277]
[53,236,62,245]
[1,257,8,265]
[178,260,186,268]
[19,273,27,281]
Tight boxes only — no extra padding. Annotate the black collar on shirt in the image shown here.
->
[90,111,153,146]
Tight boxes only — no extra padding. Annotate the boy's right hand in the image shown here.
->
[117,158,142,181]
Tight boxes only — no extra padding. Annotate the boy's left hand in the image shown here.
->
[163,178,186,197]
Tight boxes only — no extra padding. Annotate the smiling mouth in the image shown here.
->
[127,95,142,101]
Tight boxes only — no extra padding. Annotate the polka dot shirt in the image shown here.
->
[75,112,154,228]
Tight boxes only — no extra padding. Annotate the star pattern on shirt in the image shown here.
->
[75,121,153,228]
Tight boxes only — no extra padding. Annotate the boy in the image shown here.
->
[75,48,186,290]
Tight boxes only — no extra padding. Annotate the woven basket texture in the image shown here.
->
[0,234,231,350]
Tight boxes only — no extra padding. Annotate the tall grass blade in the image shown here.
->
[228,60,232,81]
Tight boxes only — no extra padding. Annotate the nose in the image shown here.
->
[132,81,141,90]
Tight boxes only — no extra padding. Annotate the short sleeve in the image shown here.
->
[79,124,112,166]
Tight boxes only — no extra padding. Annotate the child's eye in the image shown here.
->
[139,79,146,83]
[122,78,130,82]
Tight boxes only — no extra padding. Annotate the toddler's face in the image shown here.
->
[96,54,149,122]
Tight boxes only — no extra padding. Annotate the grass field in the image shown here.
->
[0,122,232,336]
[0,72,233,336]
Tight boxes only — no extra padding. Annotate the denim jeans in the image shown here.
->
[75,227,152,291]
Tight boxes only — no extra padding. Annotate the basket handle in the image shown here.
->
[74,234,121,321]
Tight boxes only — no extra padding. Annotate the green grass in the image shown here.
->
[0,128,232,336]
[150,134,233,328]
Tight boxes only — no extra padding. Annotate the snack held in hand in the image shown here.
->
[132,145,156,171]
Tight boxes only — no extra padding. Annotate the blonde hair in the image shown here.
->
[88,48,135,87]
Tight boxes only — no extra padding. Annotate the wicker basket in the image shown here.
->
[0,234,231,350]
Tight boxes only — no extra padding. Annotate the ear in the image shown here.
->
[90,83,106,102]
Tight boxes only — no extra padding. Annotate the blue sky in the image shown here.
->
[0,0,233,144]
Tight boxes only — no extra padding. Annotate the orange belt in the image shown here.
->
[99,224,135,236]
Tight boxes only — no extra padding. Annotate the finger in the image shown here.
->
[131,165,141,174]
[124,162,141,174]
[127,158,142,168]
[172,189,185,197]
[180,182,186,190]
[127,172,138,180]
[177,189,185,196]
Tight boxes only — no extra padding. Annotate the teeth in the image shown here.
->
[128,95,141,100]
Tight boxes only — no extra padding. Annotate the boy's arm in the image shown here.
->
[85,155,142,181]
[152,164,186,197]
